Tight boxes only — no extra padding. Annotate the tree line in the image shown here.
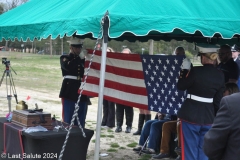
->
[0,37,197,57]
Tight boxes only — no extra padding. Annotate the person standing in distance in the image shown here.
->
[231,44,240,88]
[218,44,239,83]
[177,44,225,160]
[101,47,116,129]
[115,48,134,133]
[59,36,88,127]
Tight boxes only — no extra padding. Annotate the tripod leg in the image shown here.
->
[9,72,18,104]
[7,95,12,113]
[0,70,6,87]
[0,70,13,113]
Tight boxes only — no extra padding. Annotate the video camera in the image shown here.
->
[2,57,10,66]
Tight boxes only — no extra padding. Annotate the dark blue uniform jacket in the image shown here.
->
[177,64,225,125]
[59,53,87,102]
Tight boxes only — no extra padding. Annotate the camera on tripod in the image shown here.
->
[2,57,10,66]
[0,57,18,113]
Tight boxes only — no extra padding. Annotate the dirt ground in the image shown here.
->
[0,85,176,160]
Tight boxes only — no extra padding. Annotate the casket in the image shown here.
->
[12,109,52,129]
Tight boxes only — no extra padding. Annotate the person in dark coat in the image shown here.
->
[59,36,88,127]
[115,48,134,133]
[101,47,116,129]
[218,44,239,83]
[231,44,240,88]
[203,90,240,160]
[177,44,225,160]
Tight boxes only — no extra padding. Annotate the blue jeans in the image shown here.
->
[139,119,169,151]
[62,98,87,127]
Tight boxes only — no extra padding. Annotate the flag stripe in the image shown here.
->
[85,61,144,79]
[83,76,147,95]
[82,83,148,106]
[84,68,146,88]
[88,49,142,62]
[82,90,147,110]
[86,53,144,75]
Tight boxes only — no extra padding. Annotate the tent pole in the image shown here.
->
[94,13,109,160]
[149,39,154,55]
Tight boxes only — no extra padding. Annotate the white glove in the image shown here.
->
[79,49,87,59]
[181,58,191,70]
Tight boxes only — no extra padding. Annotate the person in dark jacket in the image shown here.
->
[101,47,116,129]
[59,36,88,127]
[203,89,240,160]
[115,48,134,133]
[231,44,240,88]
[177,44,225,160]
[218,44,239,83]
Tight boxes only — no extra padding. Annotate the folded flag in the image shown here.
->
[82,49,187,115]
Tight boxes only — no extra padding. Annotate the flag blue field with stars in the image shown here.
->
[141,55,187,115]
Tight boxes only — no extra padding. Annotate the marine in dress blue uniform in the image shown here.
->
[177,45,225,160]
[231,44,240,88]
[59,37,88,127]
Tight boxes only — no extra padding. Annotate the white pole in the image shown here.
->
[50,37,52,55]
[32,40,33,53]
[94,40,108,160]
[149,39,154,55]
[61,38,63,55]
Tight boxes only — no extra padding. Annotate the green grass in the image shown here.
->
[138,154,151,160]
[107,148,118,152]
[127,142,138,148]
[100,134,106,137]
[86,120,95,122]
[119,147,126,149]
[91,139,95,143]
[106,135,114,138]
[107,129,113,132]
[110,143,120,148]
[0,52,62,93]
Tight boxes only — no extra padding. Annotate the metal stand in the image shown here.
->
[0,64,18,113]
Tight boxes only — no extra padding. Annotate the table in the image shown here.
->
[0,117,94,160]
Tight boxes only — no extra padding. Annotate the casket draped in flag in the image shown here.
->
[82,50,187,115]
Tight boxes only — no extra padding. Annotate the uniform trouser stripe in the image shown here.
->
[180,120,184,160]
[181,120,211,160]
[61,98,64,121]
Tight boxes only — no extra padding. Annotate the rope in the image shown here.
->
[58,12,108,160]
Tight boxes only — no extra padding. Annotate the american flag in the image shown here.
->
[82,50,187,115]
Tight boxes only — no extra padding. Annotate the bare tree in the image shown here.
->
[2,0,28,50]
[0,3,4,14]
[4,0,28,11]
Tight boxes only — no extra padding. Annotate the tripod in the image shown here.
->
[0,62,18,113]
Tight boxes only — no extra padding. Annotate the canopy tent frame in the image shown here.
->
[93,12,109,160]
